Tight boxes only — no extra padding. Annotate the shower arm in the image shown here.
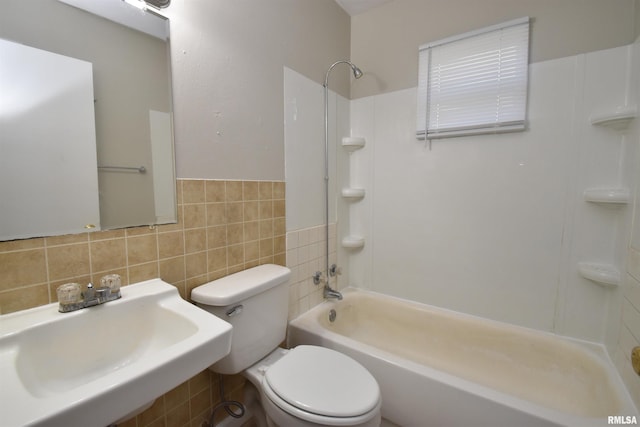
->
[322,61,362,300]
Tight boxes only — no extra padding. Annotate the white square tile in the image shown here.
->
[625,274,640,312]
[619,323,639,360]
[297,245,309,264]
[286,249,298,268]
[286,231,299,250]
[299,228,310,246]
[629,247,640,283]
[310,226,321,244]
[623,298,640,342]
[291,265,301,283]
[298,295,310,313]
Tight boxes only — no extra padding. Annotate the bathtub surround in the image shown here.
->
[337,0,640,412]
[344,44,640,408]
[346,45,633,336]
[284,40,640,414]
[0,178,285,426]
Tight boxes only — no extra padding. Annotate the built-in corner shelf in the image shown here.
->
[341,136,367,250]
[341,187,365,199]
[590,105,637,130]
[342,236,365,249]
[583,188,630,205]
[342,136,366,151]
[577,262,621,287]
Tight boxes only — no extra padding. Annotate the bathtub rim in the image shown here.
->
[287,286,639,426]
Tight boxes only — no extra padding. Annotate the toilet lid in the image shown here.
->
[264,345,379,418]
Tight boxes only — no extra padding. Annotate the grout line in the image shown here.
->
[43,237,51,302]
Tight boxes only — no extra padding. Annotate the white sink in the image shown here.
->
[0,278,232,427]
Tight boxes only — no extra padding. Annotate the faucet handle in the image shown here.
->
[56,283,81,304]
[312,271,325,285]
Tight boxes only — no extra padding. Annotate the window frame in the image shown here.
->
[417,17,530,140]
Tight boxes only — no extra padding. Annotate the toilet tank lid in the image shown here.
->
[191,264,291,306]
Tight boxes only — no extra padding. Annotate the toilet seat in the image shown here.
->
[262,346,380,424]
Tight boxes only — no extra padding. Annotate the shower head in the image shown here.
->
[351,64,363,79]
[324,60,364,87]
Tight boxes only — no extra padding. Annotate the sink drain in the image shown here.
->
[329,309,337,323]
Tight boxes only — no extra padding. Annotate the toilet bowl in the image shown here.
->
[245,346,381,427]
[191,264,381,427]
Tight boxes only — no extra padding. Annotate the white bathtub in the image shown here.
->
[288,288,638,427]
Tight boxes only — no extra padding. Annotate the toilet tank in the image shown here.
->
[191,264,291,375]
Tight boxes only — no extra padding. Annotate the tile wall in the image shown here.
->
[618,247,640,408]
[0,178,285,426]
[285,223,337,320]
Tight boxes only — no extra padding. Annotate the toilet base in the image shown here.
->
[243,381,268,427]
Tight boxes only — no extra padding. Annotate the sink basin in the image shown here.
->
[0,278,232,427]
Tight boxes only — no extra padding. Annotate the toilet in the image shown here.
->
[191,264,381,427]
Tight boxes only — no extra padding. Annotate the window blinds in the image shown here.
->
[417,17,530,139]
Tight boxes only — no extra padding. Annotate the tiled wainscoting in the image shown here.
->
[285,223,337,320]
[0,179,285,426]
[617,246,640,408]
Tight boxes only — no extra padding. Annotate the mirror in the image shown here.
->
[0,0,176,241]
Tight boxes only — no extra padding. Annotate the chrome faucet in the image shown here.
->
[324,286,343,300]
[57,282,121,313]
[312,270,343,300]
[324,263,342,300]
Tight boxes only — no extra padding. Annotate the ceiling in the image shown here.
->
[334,0,394,16]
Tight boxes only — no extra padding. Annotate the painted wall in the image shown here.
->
[351,0,637,99]
[165,0,351,181]
[637,0,640,39]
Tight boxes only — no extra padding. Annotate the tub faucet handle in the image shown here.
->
[312,271,324,285]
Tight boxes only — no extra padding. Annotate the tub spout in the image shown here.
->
[324,285,343,300]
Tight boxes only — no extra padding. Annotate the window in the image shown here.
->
[417,17,530,140]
